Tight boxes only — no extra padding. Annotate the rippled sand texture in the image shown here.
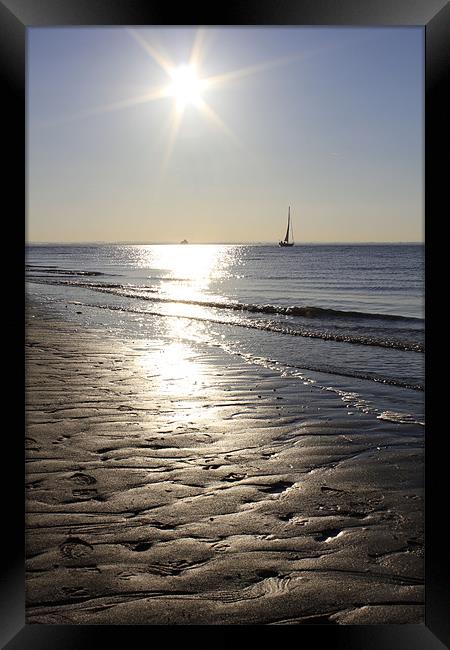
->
[25,315,424,625]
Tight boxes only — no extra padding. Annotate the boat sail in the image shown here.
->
[279,206,294,247]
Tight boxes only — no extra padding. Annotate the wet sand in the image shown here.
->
[25,309,424,625]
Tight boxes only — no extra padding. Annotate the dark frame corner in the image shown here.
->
[4,0,449,647]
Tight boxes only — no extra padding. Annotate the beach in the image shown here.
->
[26,305,424,625]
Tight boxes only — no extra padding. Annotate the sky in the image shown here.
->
[27,27,424,243]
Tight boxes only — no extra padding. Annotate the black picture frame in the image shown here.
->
[4,0,448,647]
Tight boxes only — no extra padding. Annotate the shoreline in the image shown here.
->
[25,306,424,625]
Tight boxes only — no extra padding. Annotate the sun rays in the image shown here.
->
[41,28,303,176]
[127,27,241,174]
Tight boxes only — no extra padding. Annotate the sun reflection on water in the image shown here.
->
[132,246,239,417]
[136,244,234,304]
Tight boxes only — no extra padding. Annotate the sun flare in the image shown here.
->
[167,65,205,109]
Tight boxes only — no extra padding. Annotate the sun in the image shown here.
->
[167,65,205,110]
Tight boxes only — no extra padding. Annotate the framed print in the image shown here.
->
[1,0,448,647]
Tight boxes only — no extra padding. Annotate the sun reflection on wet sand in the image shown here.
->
[138,339,203,394]
[136,314,214,428]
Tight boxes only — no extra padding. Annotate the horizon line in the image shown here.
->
[26,240,424,246]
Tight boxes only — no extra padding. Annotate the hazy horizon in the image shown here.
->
[26,240,424,246]
[27,27,424,244]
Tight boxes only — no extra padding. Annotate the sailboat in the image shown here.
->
[279,206,294,247]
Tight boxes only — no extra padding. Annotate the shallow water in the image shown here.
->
[26,243,424,426]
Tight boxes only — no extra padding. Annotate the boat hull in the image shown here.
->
[279,241,294,247]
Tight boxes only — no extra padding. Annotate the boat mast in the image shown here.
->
[284,206,290,243]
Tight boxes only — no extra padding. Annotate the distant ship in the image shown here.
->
[180,239,189,244]
[279,206,294,247]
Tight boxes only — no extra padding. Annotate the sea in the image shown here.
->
[26,243,425,427]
